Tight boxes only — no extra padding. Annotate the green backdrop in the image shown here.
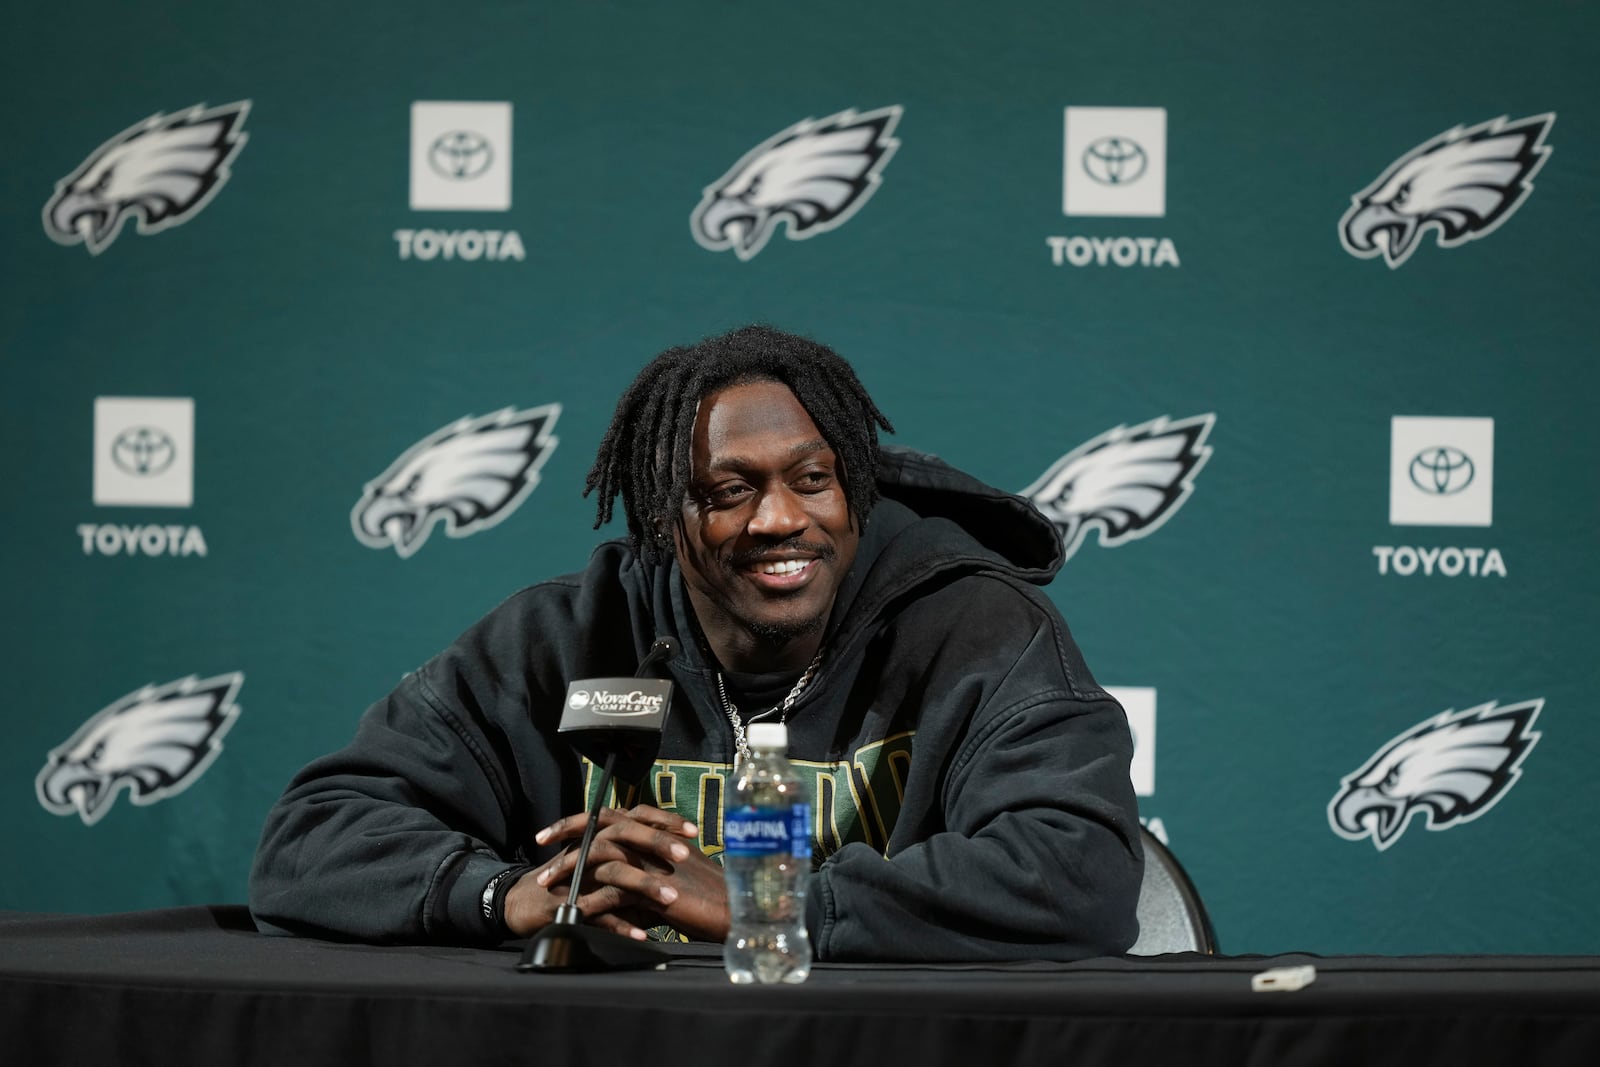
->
[4,0,1597,955]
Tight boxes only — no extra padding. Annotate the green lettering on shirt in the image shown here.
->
[581,731,916,862]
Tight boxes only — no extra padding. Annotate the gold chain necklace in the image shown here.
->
[715,647,824,763]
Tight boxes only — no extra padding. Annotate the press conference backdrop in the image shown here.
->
[3,0,1597,956]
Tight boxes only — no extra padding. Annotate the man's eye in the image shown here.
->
[796,470,833,491]
[706,484,751,505]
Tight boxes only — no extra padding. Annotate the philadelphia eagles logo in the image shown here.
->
[1021,414,1215,564]
[43,100,251,255]
[691,105,902,260]
[352,404,561,559]
[1339,113,1553,268]
[36,673,244,826]
[1329,699,1543,851]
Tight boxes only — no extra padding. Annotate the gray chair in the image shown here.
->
[1128,826,1218,955]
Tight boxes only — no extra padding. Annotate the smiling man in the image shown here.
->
[250,325,1143,960]
[674,378,856,668]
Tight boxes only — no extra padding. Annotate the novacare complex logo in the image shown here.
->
[567,689,665,717]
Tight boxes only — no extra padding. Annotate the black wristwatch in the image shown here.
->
[480,865,534,930]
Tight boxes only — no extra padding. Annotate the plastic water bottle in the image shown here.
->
[723,722,812,984]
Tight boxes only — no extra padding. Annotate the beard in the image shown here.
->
[743,605,828,645]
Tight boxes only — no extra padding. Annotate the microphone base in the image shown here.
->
[516,920,672,973]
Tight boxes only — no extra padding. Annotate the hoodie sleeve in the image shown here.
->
[806,584,1144,962]
[248,589,576,944]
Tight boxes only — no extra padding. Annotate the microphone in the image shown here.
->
[518,637,678,973]
[554,637,677,782]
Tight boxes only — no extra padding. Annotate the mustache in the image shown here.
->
[727,539,837,569]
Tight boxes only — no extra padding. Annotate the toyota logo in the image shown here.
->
[1408,446,1475,495]
[1082,136,1148,186]
[428,130,494,180]
[111,427,176,477]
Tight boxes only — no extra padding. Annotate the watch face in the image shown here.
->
[483,869,512,919]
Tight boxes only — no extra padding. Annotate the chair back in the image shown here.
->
[1128,826,1218,955]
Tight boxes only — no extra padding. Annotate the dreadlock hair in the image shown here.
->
[585,324,895,566]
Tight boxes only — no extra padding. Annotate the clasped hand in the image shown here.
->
[502,804,730,943]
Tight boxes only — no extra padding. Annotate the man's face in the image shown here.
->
[674,378,859,671]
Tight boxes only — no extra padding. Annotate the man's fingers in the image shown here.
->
[535,806,698,846]
[573,857,680,908]
[534,809,611,845]
[537,817,697,873]
[596,818,695,864]
[537,841,680,895]
[536,839,653,888]
[573,882,627,918]
[625,804,700,837]
[573,879,674,919]
[589,911,651,942]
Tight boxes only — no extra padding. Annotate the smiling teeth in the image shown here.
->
[756,560,808,576]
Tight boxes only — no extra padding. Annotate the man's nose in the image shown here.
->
[748,485,808,538]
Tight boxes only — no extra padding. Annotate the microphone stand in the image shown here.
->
[518,644,678,974]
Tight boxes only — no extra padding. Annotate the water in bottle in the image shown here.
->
[723,722,812,984]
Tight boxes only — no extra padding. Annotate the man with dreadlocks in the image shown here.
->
[251,325,1142,960]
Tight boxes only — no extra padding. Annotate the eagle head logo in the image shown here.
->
[43,101,251,255]
[691,105,902,260]
[352,404,561,559]
[1021,413,1215,564]
[36,673,244,826]
[1339,113,1553,268]
[1329,699,1542,851]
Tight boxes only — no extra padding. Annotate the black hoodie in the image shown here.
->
[250,446,1143,960]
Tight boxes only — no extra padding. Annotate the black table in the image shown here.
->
[3,907,1597,1066]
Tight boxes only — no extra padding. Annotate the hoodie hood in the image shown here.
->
[874,445,1063,580]
[817,445,1065,654]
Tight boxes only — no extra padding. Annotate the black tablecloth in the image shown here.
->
[3,906,1597,1066]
